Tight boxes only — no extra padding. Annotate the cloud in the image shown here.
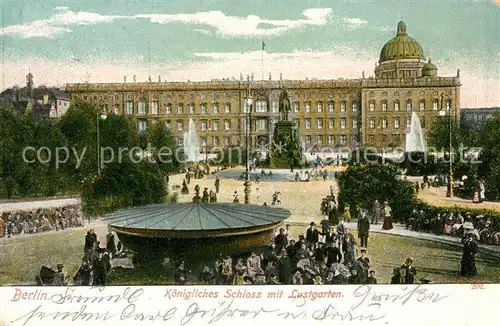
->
[1,7,332,38]
[135,8,332,37]
[0,8,127,38]
[343,17,368,26]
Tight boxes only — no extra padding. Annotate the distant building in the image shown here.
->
[0,72,70,118]
[461,108,500,131]
[66,20,461,151]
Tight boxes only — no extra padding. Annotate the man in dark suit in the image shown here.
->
[274,228,288,253]
[306,222,319,250]
[357,211,370,248]
[325,242,342,268]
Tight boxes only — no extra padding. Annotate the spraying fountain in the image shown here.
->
[405,112,427,152]
[183,118,201,162]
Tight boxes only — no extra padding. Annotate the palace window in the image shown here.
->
[352,102,358,112]
[446,100,451,111]
[328,101,334,112]
[419,100,425,111]
[212,103,218,114]
[369,118,375,129]
[340,101,346,112]
[272,101,278,113]
[138,98,146,115]
[394,118,400,129]
[352,119,358,129]
[113,104,119,115]
[317,102,323,112]
[125,99,133,115]
[255,100,267,113]
[177,104,184,114]
[224,102,231,113]
[406,117,411,128]
[201,103,207,114]
[433,100,439,111]
[305,118,311,130]
[304,135,312,146]
[257,119,267,130]
[165,103,172,114]
[176,138,183,146]
[340,118,346,129]
[212,136,219,146]
[201,137,207,147]
[292,102,299,112]
[327,135,335,145]
[317,118,323,129]
[212,120,219,130]
[382,101,388,111]
[369,101,375,111]
[177,120,183,131]
[150,100,158,115]
[138,120,147,133]
[329,118,334,129]
[339,135,346,145]
[394,101,400,112]
[305,102,311,113]
[164,120,171,130]
[223,136,230,146]
[201,120,207,131]
[224,119,231,130]
[315,136,322,146]
[382,118,388,129]
[406,100,412,111]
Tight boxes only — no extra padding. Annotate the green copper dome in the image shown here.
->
[379,21,425,63]
[422,58,437,76]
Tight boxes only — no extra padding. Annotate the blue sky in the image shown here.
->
[1,0,499,107]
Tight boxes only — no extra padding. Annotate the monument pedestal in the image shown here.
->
[270,121,305,169]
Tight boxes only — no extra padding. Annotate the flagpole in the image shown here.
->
[261,40,264,81]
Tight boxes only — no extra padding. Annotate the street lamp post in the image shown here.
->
[439,94,453,197]
[244,93,253,204]
[96,110,108,176]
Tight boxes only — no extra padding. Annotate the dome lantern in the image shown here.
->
[397,20,407,36]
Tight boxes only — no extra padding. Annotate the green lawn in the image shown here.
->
[1,227,499,285]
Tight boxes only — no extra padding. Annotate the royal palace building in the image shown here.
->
[65,20,461,152]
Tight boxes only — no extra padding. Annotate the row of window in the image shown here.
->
[368,99,451,112]
[103,98,453,116]
[368,117,420,129]
[303,135,356,146]
[141,115,426,134]
[301,118,358,130]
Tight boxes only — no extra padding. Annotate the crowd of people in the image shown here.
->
[44,229,127,286]
[406,207,500,246]
[173,220,419,285]
[0,205,84,238]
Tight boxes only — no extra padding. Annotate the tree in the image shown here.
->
[336,164,417,221]
[144,121,182,174]
[426,116,461,151]
[477,116,500,201]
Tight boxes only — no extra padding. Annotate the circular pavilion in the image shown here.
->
[104,203,290,261]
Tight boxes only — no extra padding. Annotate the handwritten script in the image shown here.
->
[9,285,451,325]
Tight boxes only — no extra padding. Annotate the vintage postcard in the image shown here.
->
[1,0,499,325]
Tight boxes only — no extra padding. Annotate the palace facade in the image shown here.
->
[65,20,461,152]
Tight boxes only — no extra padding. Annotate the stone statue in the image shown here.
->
[278,89,291,121]
[124,76,127,83]
[133,75,136,83]
[269,72,272,81]
[158,75,161,82]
